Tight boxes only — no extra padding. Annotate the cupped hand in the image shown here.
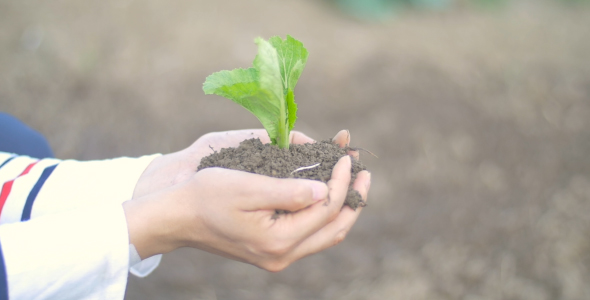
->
[133,129,357,198]
[124,154,371,272]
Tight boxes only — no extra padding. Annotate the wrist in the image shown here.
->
[123,190,185,259]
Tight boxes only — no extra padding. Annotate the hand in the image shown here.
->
[123,155,371,272]
[133,129,356,198]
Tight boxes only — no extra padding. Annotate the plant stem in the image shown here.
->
[277,102,289,149]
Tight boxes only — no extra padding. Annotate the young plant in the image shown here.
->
[203,35,308,149]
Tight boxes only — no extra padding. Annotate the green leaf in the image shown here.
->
[203,68,281,141]
[268,35,309,94]
[253,38,288,147]
[202,35,308,149]
[261,36,307,144]
[253,38,285,113]
[203,68,258,100]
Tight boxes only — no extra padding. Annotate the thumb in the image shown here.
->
[248,178,329,212]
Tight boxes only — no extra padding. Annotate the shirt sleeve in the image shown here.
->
[24,154,160,218]
[0,202,130,300]
[0,152,160,223]
[0,152,163,299]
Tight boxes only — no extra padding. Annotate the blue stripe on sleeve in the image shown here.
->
[0,240,8,300]
[0,157,14,170]
[21,164,57,222]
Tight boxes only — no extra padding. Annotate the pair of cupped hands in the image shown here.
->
[124,129,371,272]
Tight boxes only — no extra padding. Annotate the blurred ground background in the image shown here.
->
[2,0,590,299]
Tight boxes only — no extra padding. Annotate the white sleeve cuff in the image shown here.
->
[128,244,162,278]
[0,202,130,300]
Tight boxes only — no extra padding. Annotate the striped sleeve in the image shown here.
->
[0,155,60,225]
[0,152,161,299]
[0,153,160,224]
[25,154,160,219]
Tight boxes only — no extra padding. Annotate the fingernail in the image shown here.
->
[345,129,350,147]
[365,172,372,190]
[311,181,328,201]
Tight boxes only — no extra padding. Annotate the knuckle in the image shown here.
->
[328,206,340,222]
[261,259,290,273]
[291,185,309,205]
[334,230,348,246]
[288,184,310,207]
[262,240,292,257]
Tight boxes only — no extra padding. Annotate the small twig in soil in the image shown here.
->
[290,163,321,174]
[209,145,216,153]
[348,147,378,158]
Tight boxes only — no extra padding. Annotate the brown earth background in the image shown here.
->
[2,0,590,299]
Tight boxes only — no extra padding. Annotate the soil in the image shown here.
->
[197,138,367,212]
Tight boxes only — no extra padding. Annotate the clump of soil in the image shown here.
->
[197,138,367,213]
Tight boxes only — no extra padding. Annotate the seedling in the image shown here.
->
[203,35,308,149]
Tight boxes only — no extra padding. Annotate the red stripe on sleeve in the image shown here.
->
[0,162,38,216]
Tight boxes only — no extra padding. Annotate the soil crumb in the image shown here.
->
[197,138,367,211]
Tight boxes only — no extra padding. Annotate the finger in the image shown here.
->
[290,207,359,260]
[290,131,315,145]
[285,170,370,261]
[331,129,350,148]
[348,149,360,161]
[277,156,352,240]
[352,170,371,203]
[243,176,329,212]
[326,155,353,208]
